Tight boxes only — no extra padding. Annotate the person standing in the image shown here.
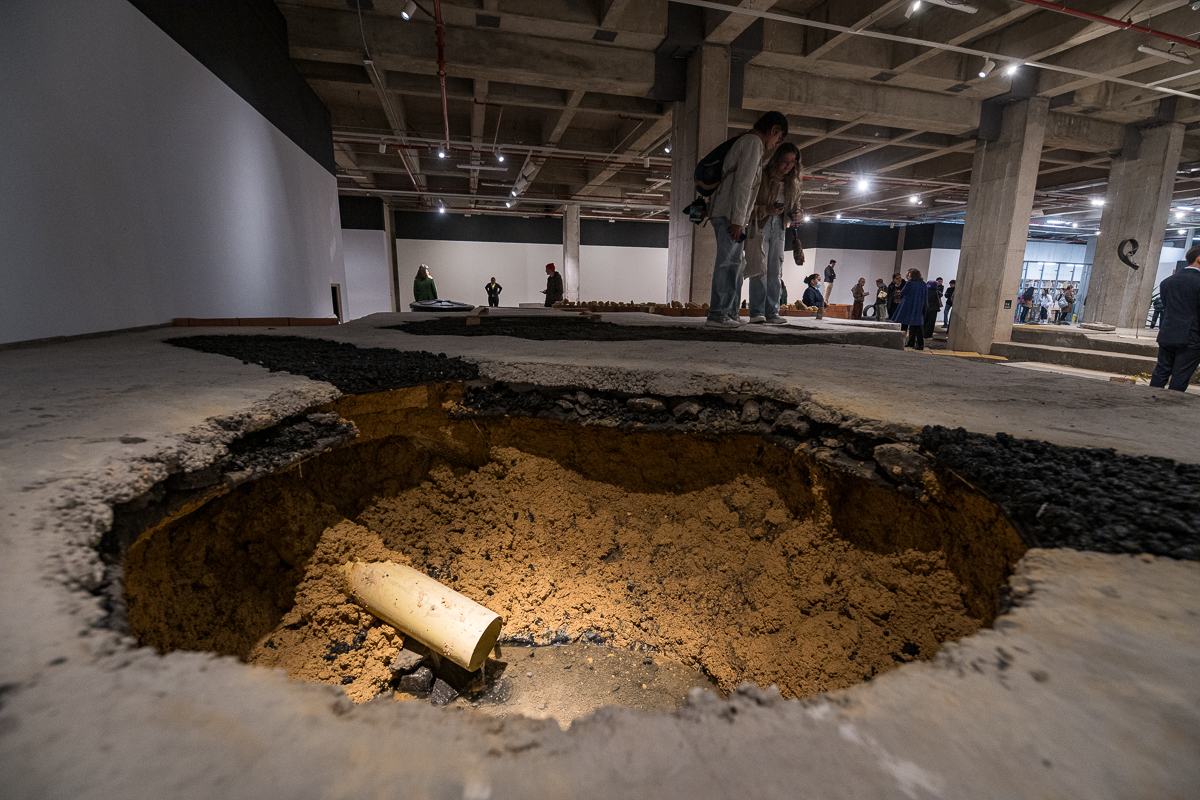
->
[922,279,941,338]
[850,278,867,320]
[892,268,929,349]
[746,142,802,325]
[1018,285,1035,323]
[1149,249,1200,391]
[1057,284,1075,325]
[779,279,788,308]
[542,263,564,307]
[943,279,956,326]
[706,111,788,329]
[413,264,437,302]
[887,273,906,320]
[1149,293,1164,329]
[869,278,888,320]
[484,277,503,307]
[817,259,837,320]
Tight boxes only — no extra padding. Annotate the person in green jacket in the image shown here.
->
[413,264,438,302]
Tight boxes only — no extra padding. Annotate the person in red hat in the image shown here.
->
[542,262,564,307]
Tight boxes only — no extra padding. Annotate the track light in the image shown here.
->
[437,149,446,159]
[1179,228,1188,235]
[400,1,417,20]
[910,195,921,205]
[438,204,446,214]
[511,189,517,196]
[1090,197,1105,207]
[379,142,387,154]
[664,143,671,153]
[1138,44,1194,65]
[978,59,995,78]
[505,200,512,208]
[496,150,505,163]
[1005,63,1020,76]
[905,1,921,19]
[835,213,842,219]
[857,178,870,192]
[803,215,812,222]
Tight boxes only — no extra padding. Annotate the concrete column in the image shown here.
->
[383,201,400,312]
[947,97,1049,355]
[1083,123,1184,329]
[666,43,730,305]
[562,203,580,302]
[893,225,906,276]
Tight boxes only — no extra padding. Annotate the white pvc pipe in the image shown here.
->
[340,561,503,672]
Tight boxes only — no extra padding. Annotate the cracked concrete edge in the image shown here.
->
[32,384,344,654]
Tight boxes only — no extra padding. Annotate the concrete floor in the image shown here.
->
[1,313,1197,799]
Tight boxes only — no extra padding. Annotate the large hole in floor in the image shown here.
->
[119,385,1025,725]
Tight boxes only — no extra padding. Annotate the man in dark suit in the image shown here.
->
[1149,245,1200,392]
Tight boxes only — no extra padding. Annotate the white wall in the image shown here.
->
[343,230,392,319]
[0,0,345,343]
[807,248,898,305]
[1024,241,1088,263]
[388,240,668,308]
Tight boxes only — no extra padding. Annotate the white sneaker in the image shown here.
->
[763,316,788,325]
[705,317,740,329]
[749,315,767,324]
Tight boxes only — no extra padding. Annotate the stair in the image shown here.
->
[1009,325,1159,357]
[992,326,1197,384]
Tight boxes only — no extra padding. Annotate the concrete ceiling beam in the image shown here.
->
[574,114,673,198]
[1044,112,1125,153]
[705,1,782,45]
[742,65,980,135]
[802,0,910,63]
[280,5,657,96]
[885,3,1039,77]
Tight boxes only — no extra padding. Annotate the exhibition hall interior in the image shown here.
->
[1,2,1197,798]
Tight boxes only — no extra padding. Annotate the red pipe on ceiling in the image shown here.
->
[1013,0,1200,50]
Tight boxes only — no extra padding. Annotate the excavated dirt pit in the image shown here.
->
[118,385,1025,726]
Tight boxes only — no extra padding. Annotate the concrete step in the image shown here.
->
[988,341,1195,383]
[1010,325,1159,357]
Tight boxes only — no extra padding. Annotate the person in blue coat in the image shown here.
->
[801,273,825,310]
[892,268,929,350]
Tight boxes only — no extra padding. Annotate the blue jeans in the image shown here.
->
[708,216,745,322]
[748,215,784,319]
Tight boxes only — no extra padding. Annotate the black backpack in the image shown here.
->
[683,134,745,225]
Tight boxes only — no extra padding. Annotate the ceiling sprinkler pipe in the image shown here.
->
[1012,0,1200,50]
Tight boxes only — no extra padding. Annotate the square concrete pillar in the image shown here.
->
[947,97,1049,355]
[1082,123,1184,329]
[666,43,730,305]
[562,203,580,302]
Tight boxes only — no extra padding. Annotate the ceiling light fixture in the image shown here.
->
[1090,197,1105,207]
[400,1,418,21]
[835,212,842,219]
[1005,63,1020,76]
[905,1,922,20]
[437,149,446,159]
[664,143,671,153]
[379,142,388,154]
[857,178,871,192]
[1138,44,1194,65]
[922,0,978,13]
[1179,228,1188,234]
[978,58,996,78]
[496,150,505,163]
[803,215,812,222]
[910,194,921,204]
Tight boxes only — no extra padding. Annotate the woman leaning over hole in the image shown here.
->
[891,268,929,350]
[745,143,803,324]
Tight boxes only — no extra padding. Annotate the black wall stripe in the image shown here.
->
[340,196,385,230]
[126,0,335,174]
[391,211,669,247]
